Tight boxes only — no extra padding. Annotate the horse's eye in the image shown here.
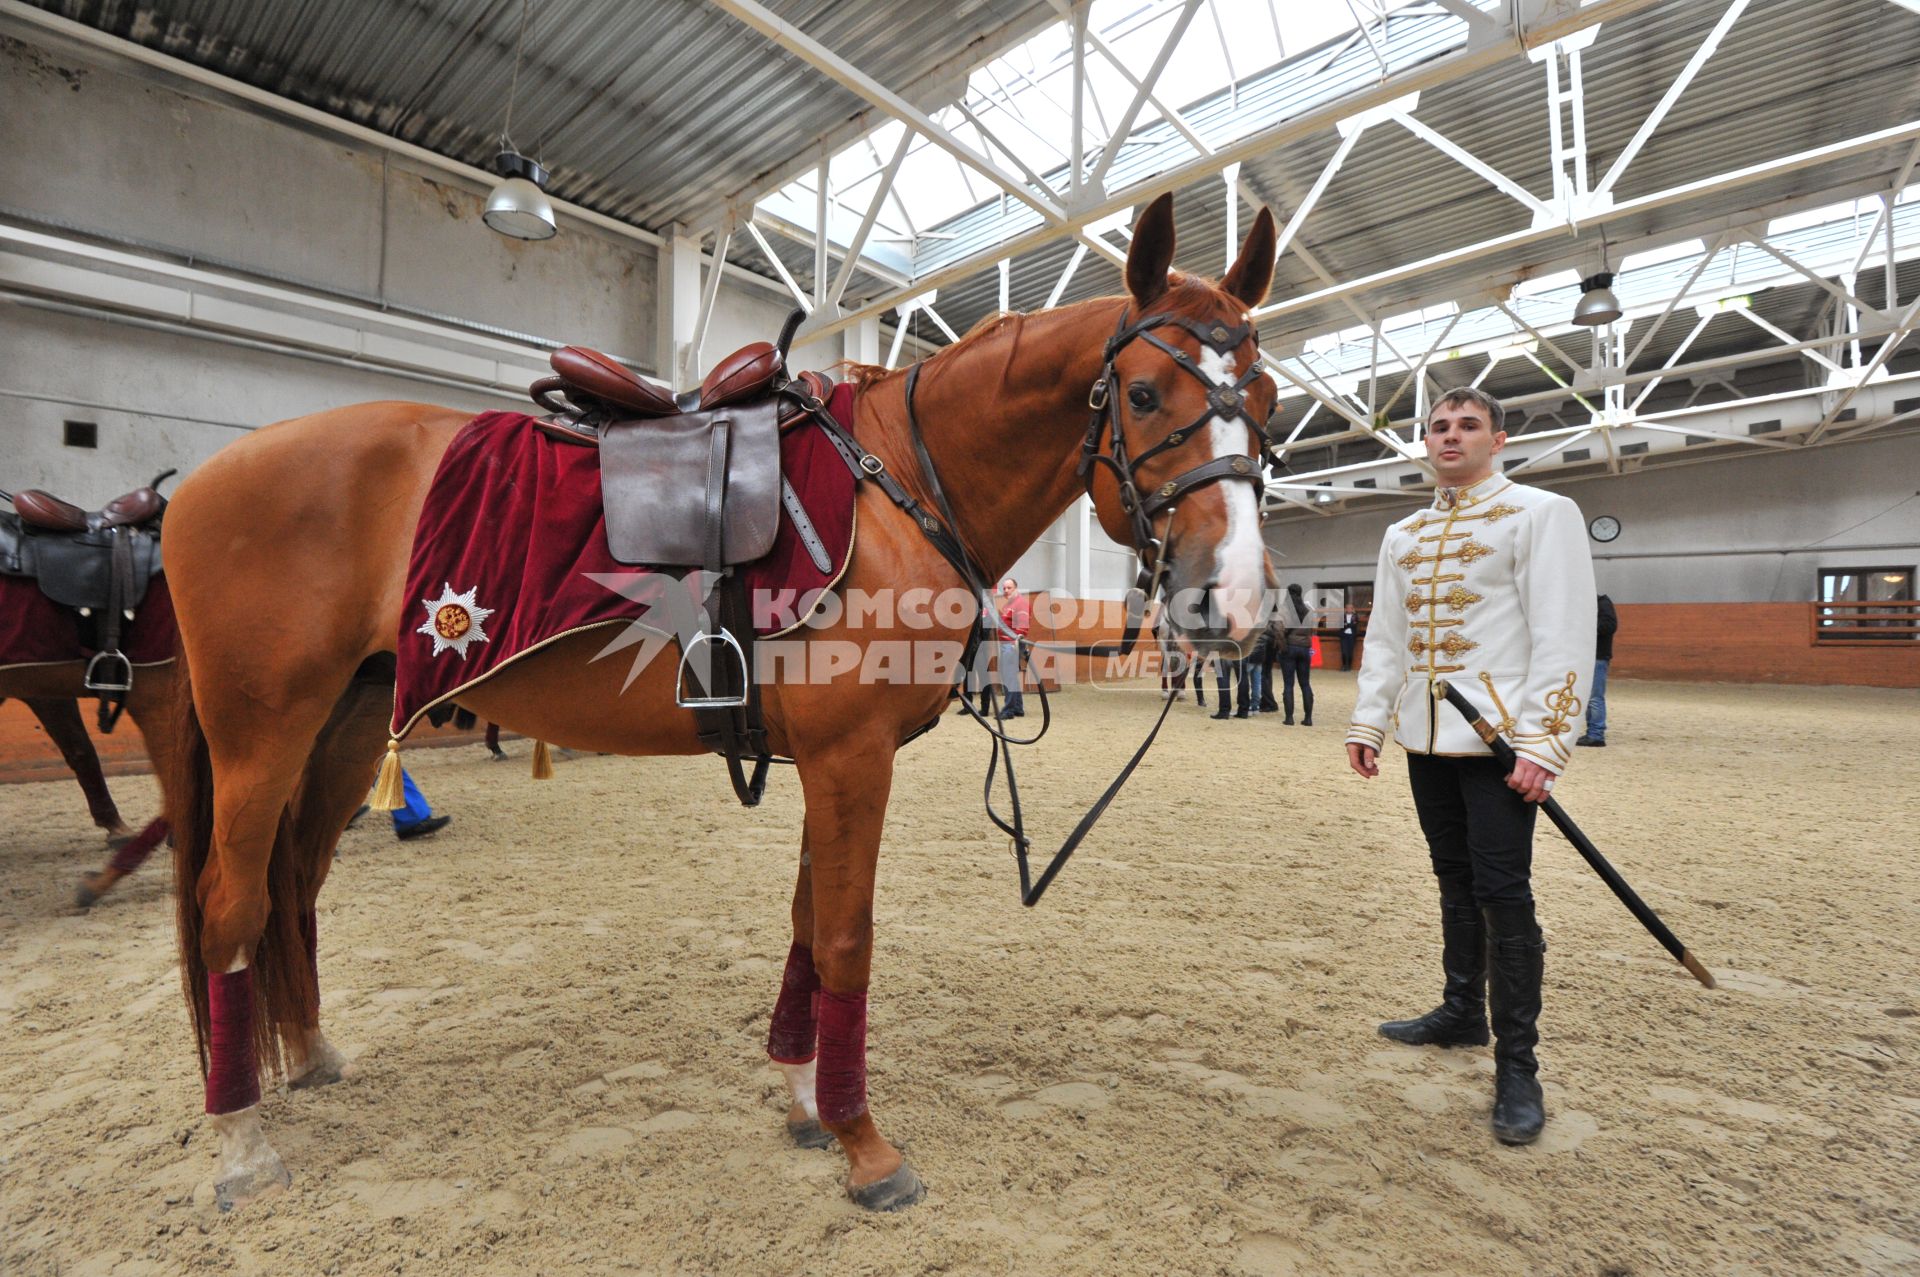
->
[1127,384,1157,412]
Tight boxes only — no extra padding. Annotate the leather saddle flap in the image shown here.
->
[0,514,164,611]
[599,399,782,567]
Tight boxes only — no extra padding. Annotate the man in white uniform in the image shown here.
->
[1345,387,1596,1145]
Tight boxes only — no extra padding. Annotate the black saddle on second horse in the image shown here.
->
[1,470,174,727]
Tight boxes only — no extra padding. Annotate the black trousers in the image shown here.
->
[1405,754,1538,908]
[1213,658,1248,713]
[1339,632,1356,670]
[1277,645,1313,718]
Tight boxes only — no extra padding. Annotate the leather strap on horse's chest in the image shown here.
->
[790,377,987,624]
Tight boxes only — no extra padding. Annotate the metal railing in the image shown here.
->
[1811,600,1920,644]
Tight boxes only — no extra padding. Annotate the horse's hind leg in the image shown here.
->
[23,697,128,837]
[76,679,185,906]
[795,739,924,1211]
[193,683,346,1212]
[75,817,168,910]
[768,831,832,1149]
[283,678,392,1091]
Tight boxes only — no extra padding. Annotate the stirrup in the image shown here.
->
[83,649,133,693]
[675,627,750,709]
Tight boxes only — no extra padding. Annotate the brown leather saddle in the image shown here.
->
[1,471,175,728]
[535,341,786,569]
[524,310,820,805]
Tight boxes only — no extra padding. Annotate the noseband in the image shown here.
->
[1077,308,1275,647]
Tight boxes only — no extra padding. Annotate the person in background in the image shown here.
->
[1245,619,1272,715]
[1277,583,1316,726]
[1256,604,1282,713]
[1340,601,1361,672]
[1577,594,1617,747]
[1210,648,1248,719]
[995,578,1031,719]
[388,767,451,840]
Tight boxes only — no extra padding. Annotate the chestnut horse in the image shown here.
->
[160,195,1279,1212]
[0,674,177,908]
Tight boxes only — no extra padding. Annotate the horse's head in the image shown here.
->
[1081,193,1278,652]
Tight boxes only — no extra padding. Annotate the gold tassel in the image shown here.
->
[531,739,554,780]
[371,739,407,809]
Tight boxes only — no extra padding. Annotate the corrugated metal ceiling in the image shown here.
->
[16,0,1061,233]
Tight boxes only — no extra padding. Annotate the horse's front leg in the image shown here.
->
[768,829,834,1149]
[794,739,924,1211]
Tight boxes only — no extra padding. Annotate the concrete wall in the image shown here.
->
[1264,432,1920,605]
[0,34,854,499]
[2,36,658,359]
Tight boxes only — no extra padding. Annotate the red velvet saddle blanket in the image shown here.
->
[0,572,176,673]
[392,383,859,738]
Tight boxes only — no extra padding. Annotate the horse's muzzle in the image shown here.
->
[1162,576,1261,652]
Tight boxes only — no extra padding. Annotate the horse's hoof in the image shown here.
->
[214,1159,291,1213]
[847,1162,924,1212]
[74,877,103,910]
[288,1058,352,1091]
[288,1042,354,1091]
[786,1116,835,1150]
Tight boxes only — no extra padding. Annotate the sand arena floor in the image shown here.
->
[1,674,1916,1276]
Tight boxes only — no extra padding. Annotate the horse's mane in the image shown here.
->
[835,273,1234,390]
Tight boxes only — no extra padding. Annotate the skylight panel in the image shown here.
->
[752,0,1434,274]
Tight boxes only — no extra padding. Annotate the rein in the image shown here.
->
[788,304,1273,906]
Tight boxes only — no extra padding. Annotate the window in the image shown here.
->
[1816,566,1917,642]
[1317,581,1373,633]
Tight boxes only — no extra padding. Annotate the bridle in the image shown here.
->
[790,298,1278,907]
[1077,307,1276,652]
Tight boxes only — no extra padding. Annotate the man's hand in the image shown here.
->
[1346,743,1379,779]
[1507,757,1556,804]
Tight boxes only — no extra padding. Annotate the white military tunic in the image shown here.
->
[1346,474,1597,776]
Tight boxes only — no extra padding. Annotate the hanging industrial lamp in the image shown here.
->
[484,150,556,240]
[1572,230,1620,326]
[482,0,556,241]
[1572,272,1622,326]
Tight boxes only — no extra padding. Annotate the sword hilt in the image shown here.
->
[1433,679,1507,755]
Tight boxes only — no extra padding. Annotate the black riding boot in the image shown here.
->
[1485,901,1547,1145]
[1379,891,1489,1047]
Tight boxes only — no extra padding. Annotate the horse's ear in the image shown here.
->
[1127,193,1177,307]
[1222,206,1277,307]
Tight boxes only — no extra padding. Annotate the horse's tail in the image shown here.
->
[166,658,313,1083]
[166,658,218,1077]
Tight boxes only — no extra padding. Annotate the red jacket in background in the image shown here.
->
[999,593,1031,637]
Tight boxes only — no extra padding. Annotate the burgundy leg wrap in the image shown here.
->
[766,942,821,1064]
[206,968,260,1114]
[109,817,169,875]
[815,989,869,1125]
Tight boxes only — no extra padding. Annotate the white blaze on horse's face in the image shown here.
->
[1195,344,1266,639]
